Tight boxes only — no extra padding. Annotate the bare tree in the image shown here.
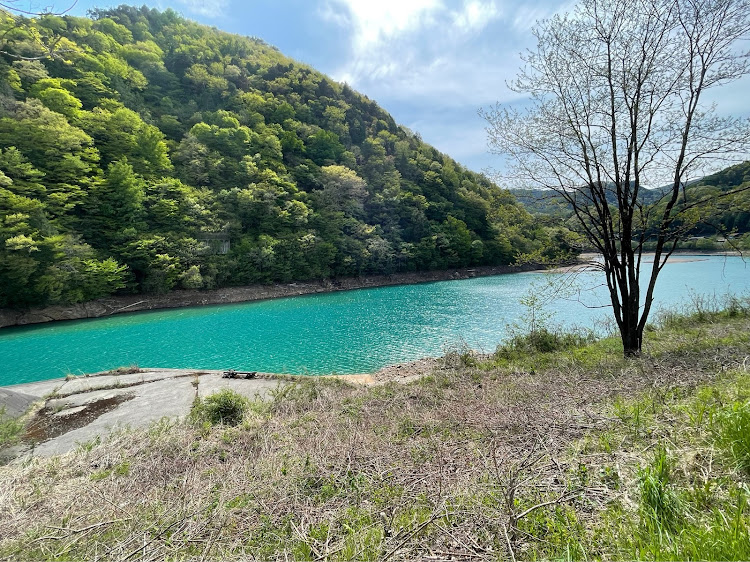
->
[0,1,76,16]
[0,1,77,60]
[483,0,750,357]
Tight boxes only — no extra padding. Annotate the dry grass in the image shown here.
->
[1,315,749,560]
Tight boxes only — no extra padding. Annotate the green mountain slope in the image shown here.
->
[694,160,750,190]
[511,162,750,250]
[687,161,750,235]
[510,185,666,217]
[0,6,573,309]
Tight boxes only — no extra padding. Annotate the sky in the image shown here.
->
[15,0,750,177]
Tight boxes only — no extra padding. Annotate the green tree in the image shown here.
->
[79,104,172,177]
[306,129,345,165]
[84,159,145,247]
[317,165,367,216]
[0,99,99,221]
[0,147,46,200]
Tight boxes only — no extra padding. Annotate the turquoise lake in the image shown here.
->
[0,254,747,386]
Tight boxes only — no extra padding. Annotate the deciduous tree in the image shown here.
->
[483,0,750,356]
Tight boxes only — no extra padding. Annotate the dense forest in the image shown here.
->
[684,161,750,235]
[0,6,576,309]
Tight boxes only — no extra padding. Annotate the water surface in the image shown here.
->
[1,255,746,385]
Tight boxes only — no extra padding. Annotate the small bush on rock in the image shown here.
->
[190,389,248,426]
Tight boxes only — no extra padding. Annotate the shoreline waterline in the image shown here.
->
[0,356,442,392]
[0,263,544,330]
[2,250,740,330]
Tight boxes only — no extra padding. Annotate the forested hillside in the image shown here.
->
[687,161,750,235]
[512,162,750,250]
[0,6,573,309]
[637,162,750,250]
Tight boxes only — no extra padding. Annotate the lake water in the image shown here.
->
[0,255,747,386]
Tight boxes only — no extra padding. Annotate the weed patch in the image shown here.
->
[712,400,750,473]
[190,389,248,426]
[0,406,24,449]
[638,447,683,532]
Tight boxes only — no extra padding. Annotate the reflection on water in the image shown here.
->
[0,255,747,385]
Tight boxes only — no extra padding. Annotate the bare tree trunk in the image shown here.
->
[620,310,643,357]
[608,258,643,357]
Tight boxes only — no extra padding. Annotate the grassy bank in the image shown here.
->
[1,301,749,560]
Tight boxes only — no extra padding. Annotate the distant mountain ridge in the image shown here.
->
[0,6,573,309]
[511,164,749,215]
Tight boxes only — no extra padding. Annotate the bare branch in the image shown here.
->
[484,0,750,356]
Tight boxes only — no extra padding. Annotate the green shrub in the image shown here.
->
[190,389,248,426]
[713,401,750,473]
[638,446,682,532]
[497,327,593,357]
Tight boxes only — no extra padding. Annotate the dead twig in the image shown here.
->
[381,506,447,562]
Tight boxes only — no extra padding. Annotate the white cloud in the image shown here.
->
[318,2,350,28]
[321,0,512,104]
[315,0,570,173]
[322,0,443,54]
[452,0,501,33]
[175,0,228,18]
[509,5,549,31]
[507,1,576,32]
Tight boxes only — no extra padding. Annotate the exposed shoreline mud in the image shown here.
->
[0,263,543,329]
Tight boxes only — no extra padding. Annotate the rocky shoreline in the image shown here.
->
[0,263,542,329]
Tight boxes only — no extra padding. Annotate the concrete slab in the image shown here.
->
[56,371,164,395]
[0,388,39,418]
[1,378,70,400]
[29,379,196,457]
[4,368,288,459]
[46,388,130,411]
